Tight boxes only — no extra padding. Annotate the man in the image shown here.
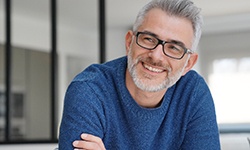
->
[59,0,221,149]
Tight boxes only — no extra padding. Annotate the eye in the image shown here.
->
[142,35,157,44]
[165,44,183,53]
[168,44,180,50]
[144,37,153,42]
[170,45,181,51]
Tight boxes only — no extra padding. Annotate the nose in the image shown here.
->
[148,44,165,60]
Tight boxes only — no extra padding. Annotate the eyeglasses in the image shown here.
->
[135,32,193,60]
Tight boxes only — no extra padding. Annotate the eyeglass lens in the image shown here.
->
[137,32,186,59]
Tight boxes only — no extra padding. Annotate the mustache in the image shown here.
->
[137,56,172,72]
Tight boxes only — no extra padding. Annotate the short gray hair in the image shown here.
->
[133,0,203,50]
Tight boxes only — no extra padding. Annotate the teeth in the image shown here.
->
[144,64,163,73]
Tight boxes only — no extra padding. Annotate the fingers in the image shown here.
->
[73,133,106,150]
[73,140,99,150]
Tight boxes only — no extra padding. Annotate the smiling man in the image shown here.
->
[59,0,221,149]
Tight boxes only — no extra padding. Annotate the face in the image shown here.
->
[125,8,197,92]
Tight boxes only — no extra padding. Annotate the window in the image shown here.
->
[209,58,250,126]
[0,0,100,143]
[200,24,250,133]
[0,45,52,141]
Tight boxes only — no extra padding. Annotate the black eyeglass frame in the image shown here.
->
[135,32,194,60]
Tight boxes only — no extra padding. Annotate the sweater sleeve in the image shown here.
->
[58,81,106,150]
[181,77,221,150]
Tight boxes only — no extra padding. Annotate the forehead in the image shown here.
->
[139,8,194,48]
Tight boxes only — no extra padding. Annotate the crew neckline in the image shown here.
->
[116,57,175,119]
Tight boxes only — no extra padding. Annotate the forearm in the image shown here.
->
[58,82,106,149]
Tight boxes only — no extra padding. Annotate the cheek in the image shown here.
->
[129,45,144,59]
[168,60,185,73]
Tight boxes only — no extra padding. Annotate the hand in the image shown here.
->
[72,133,106,150]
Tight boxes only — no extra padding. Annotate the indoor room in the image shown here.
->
[0,0,250,149]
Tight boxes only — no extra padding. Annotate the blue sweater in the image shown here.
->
[59,56,220,150]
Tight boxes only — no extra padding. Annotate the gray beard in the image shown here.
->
[127,50,188,92]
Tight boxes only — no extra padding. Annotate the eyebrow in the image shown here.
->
[142,30,187,48]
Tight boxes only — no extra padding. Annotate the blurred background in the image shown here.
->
[0,0,250,149]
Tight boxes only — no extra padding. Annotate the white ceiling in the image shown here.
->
[107,0,250,27]
[2,0,250,32]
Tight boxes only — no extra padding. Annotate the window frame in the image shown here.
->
[1,0,106,144]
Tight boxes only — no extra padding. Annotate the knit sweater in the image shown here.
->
[59,56,220,150]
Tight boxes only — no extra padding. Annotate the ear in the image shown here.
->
[182,53,198,75]
[125,30,133,55]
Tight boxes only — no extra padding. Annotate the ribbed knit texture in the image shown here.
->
[59,56,220,150]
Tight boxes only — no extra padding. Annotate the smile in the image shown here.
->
[143,63,164,73]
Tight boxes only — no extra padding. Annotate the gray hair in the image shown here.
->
[133,0,203,51]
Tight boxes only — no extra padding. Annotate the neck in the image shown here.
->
[125,70,167,108]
